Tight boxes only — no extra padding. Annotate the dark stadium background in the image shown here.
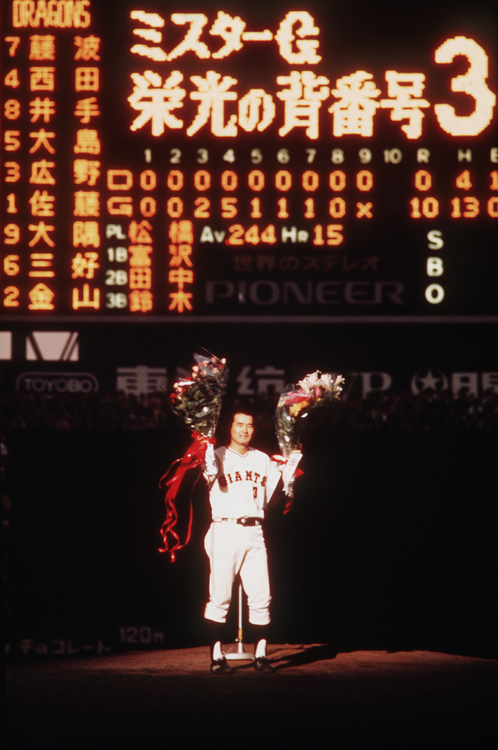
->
[1,0,497,663]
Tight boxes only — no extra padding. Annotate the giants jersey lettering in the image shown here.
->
[208,447,281,520]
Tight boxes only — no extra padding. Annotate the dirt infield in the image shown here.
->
[5,645,498,748]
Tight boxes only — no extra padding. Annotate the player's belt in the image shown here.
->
[214,517,261,526]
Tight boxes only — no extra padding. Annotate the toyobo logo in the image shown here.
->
[16,372,98,394]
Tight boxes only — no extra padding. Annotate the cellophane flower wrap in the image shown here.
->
[275,371,344,496]
[170,350,228,438]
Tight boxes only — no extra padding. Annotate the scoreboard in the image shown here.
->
[1,0,497,322]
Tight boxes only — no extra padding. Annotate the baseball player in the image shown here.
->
[203,409,283,674]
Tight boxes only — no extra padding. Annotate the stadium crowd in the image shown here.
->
[1,388,497,432]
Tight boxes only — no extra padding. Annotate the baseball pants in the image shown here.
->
[204,520,271,625]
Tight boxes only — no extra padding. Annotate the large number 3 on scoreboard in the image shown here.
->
[434,36,496,136]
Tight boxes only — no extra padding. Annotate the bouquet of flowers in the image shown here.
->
[275,371,344,496]
[170,349,228,438]
[159,349,228,560]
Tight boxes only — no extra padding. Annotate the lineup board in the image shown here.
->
[1,0,497,321]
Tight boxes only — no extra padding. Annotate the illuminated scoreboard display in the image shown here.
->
[1,0,497,321]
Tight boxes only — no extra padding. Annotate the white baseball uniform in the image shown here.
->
[204,446,282,625]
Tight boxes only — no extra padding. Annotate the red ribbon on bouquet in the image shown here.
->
[159,431,215,562]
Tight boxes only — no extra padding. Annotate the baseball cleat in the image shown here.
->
[210,658,233,675]
[254,657,276,673]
